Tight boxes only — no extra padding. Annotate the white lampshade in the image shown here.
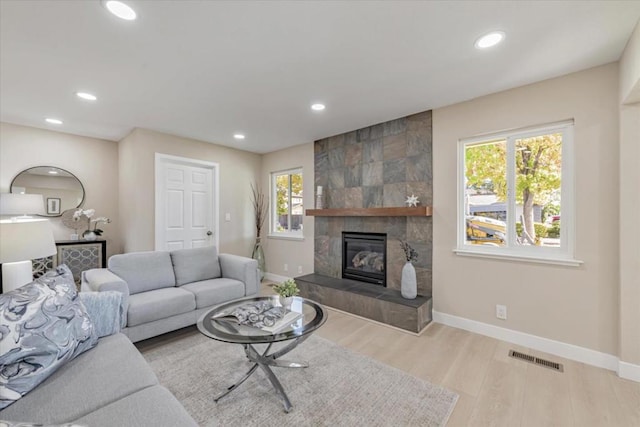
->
[0,193,45,216]
[0,219,56,263]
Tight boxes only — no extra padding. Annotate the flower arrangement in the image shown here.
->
[400,240,418,263]
[273,278,300,298]
[90,217,112,236]
[73,208,110,236]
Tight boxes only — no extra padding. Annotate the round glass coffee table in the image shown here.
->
[197,295,326,412]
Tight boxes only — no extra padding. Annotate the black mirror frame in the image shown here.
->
[10,166,85,217]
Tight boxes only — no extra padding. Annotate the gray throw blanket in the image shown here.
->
[79,291,125,338]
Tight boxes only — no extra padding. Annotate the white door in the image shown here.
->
[155,154,219,251]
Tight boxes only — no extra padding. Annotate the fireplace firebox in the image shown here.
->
[342,232,386,286]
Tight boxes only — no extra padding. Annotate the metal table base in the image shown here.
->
[214,334,311,413]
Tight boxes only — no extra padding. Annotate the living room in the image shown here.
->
[1,1,639,426]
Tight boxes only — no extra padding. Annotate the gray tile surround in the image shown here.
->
[313,110,433,327]
[313,111,433,292]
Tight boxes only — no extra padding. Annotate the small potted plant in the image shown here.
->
[273,278,300,310]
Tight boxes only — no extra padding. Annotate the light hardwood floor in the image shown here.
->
[260,282,640,426]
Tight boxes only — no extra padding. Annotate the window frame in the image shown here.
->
[455,120,582,266]
[269,167,304,240]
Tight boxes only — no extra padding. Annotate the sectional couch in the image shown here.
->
[1,246,259,425]
[0,265,198,426]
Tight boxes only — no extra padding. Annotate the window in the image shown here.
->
[456,120,580,265]
[270,168,303,238]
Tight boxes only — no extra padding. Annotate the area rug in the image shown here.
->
[141,332,458,426]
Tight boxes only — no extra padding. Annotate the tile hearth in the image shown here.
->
[296,273,432,333]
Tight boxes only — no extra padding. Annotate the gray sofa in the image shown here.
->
[0,264,198,425]
[82,245,259,342]
[0,332,198,426]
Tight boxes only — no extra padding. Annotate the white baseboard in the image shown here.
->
[618,361,640,382]
[433,310,639,382]
[263,272,290,283]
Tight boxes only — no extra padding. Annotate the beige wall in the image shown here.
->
[118,128,261,256]
[618,19,640,366]
[620,19,640,103]
[0,123,121,258]
[260,142,315,278]
[433,64,620,355]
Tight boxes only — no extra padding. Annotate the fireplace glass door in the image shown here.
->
[342,232,386,286]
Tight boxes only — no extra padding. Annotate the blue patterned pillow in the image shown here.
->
[0,265,98,409]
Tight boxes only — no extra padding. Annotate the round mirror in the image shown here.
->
[10,166,85,217]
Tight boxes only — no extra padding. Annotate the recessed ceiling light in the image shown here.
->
[76,92,97,101]
[475,31,505,49]
[45,118,63,125]
[104,1,137,21]
[234,134,245,140]
[311,103,326,111]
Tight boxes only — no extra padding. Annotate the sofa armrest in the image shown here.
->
[81,268,130,327]
[218,254,259,296]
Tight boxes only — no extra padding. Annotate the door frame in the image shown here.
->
[154,153,220,251]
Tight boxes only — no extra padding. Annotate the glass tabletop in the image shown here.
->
[197,295,326,344]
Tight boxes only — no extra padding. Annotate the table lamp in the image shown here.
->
[0,218,57,293]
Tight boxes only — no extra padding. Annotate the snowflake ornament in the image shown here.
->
[405,194,419,207]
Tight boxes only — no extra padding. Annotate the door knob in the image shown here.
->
[207,231,213,236]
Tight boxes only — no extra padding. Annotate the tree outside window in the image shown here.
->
[459,121,575,263]
[271,168,303,236]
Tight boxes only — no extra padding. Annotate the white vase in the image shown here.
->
[279,296,294,310]
[401,262,417,299]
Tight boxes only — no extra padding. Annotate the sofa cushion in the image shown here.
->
[73,385,197,427]
[0,333,158,424]
[0,266,97,410]
[170,246,221,286]
[78,291,123,338]
[180,278,245,309]
[127,288,196,327]
[108,251,176,295]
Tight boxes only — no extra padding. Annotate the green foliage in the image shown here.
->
[466,133,562,238]
[541,203,561,223]
[534,223,548,239]
[515,134,562,206]
[516,222,548,239]
[547,222,561,238]
[465,141,507,200]
[275,173,303,216]
[273,279,300,297]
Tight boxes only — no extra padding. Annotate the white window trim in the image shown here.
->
[269,167,304,239]
[456,120,583,266]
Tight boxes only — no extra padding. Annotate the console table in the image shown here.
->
[32,240,107,288]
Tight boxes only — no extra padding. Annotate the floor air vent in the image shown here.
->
[508,350,564,372]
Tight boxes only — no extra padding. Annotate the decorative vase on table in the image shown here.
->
[279,296,294,311]
[82,230,97,241]
[401,261,417,299]
[252,237,265,281]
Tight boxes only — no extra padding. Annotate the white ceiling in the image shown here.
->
[1,1,639,154]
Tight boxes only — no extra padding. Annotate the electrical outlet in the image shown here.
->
[297,266,303,274]
[496,304,507,320]
[284,264,288,272]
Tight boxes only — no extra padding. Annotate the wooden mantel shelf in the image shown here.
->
[305,206,432,217]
